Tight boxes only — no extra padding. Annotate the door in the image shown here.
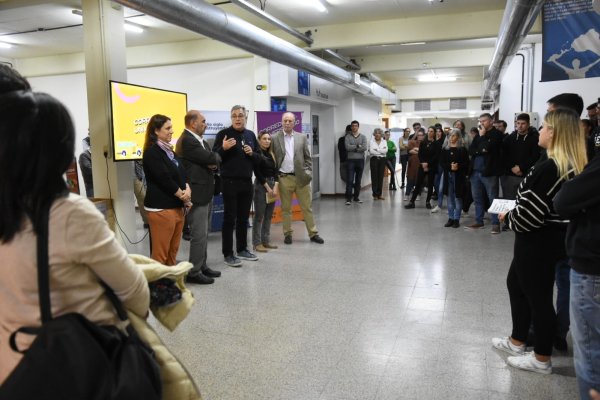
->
[311,114,320,195]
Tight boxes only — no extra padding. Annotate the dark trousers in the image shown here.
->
[410,168,434,203]
[386,156,397,189]
[370,156,386,197]
[507,229,565,356]
[345,158,364,201]
[221,178,253,257]
[399,154,408,186]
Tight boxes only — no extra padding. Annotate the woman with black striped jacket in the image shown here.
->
[491,109,588,375]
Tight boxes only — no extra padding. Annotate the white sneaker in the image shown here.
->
[507,352,552,374]
[430,205,440,213]
[492,337,525,356]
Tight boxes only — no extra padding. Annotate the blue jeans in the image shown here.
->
[470,171,499,225]
[570,269,600,400]
[555,259,571,340]
[446,173,462,220]
[345,159,364,201]
[435,164,444,208]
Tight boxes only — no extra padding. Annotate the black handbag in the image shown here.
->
[0,204,162,400]
[213,172,222,196]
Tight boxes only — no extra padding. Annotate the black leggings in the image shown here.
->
[507,228,566,356]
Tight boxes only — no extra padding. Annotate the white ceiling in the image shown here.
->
[0,0,540,89]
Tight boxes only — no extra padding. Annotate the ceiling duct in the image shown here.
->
[112,0,388,98]
[482,0,545,108]
[230,0,313,46]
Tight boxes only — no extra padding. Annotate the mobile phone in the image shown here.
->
[241,139,245,146]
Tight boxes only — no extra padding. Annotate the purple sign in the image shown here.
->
[256,111,302,136]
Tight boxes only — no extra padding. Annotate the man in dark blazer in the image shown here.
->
[175,110,221,284]
[271,112,324,245]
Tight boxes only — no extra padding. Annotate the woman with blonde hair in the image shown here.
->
[492,108,587,375]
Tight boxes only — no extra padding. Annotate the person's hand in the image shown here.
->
[266,186,274,197]
[511,165,522,176]
[590,389,600,400]
[207,164,218,170]
[451,162,458,171]
[499,212,506,223]
[184,201,193,211]
[222,135,236,150]
[272,185,279,197]
[243,144,253,156]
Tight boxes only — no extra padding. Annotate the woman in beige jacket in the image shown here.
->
[0,86,149,384]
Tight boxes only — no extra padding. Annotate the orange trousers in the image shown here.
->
[147,208,185,266]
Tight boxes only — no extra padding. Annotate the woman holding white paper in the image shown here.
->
[491,109,587,375]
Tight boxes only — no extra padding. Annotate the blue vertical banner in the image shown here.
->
[298,70,310,96]
[542,0,600,82]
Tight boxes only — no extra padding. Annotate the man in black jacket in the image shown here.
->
[554,154,600,400]
[501,113,540,200]
[212,105,259,267]
[176,110,221,284]
[467,113,504,233]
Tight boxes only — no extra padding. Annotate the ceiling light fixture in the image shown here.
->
[0,42,13,49]
[418,75,457,82]
[401,42,426,46]
[72,9,144,33]
[124,22,144,33]
[305,0,327,13]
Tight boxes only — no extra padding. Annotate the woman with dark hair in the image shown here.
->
[252,131,279,252]
[398,128,411,189]
[404,128,424,201]
[492,109,588,375]
[0,89,149,383]
[143,114,191,266]
[405,126,441,209]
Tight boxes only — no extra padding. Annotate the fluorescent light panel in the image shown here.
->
[418,75,457,82]
[124,22,144,33]
[305,0,327,12]
[72,9,143,33]
[0,42,13,49]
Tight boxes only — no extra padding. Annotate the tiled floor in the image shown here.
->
[130,185,579,400]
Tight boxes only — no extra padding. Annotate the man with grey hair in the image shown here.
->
[212,105,260,267]
[271,112,324,245]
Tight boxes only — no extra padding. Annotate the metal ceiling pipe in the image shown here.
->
[363,72,395,94]
[323,49,361,71]
[483,0,545,104]
[230,0,313,46]
[112,0,365,92]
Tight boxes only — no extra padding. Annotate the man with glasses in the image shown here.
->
[212,105,259,267]
[272,112,324,245]
[467,113,504,233]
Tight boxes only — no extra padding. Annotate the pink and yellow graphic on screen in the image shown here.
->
[110,81,187,161]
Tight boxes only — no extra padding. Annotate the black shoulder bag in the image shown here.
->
[0,204,162,400]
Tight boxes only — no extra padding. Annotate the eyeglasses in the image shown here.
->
[231,114,246,119]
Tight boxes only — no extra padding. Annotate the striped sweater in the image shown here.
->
[507,158,571,233]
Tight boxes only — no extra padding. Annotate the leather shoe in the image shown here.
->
[310,234,324,244]
[404,202,415,209]
[186,273,214,285]
[202,267,221,278]
[284,235,292,244]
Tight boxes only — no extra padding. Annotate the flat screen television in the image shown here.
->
[109,81,187,161]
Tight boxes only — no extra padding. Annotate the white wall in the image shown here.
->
[499,43,600,125]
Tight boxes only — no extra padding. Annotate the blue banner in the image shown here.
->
[542,0,600,82]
